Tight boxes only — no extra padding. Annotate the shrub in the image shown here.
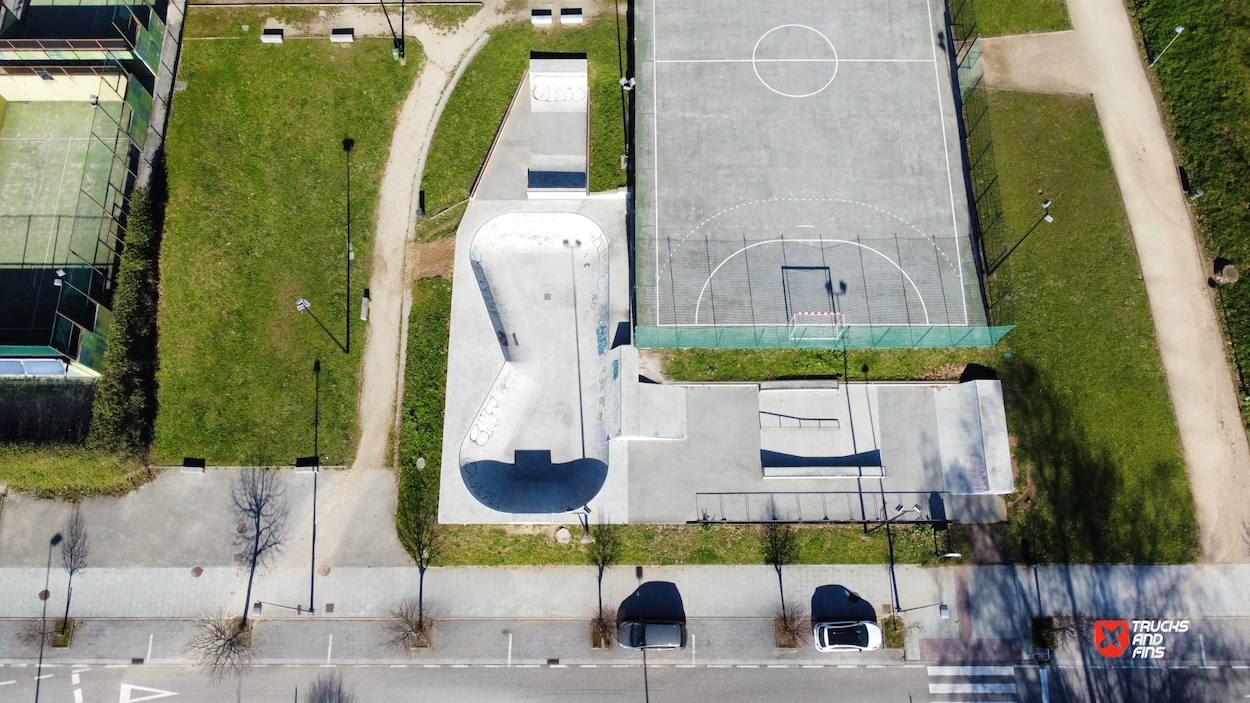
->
[87,187,163,456]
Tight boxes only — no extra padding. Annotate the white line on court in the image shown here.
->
[924,0,969,326]
[655,58,933,63]
[693,238,930,325]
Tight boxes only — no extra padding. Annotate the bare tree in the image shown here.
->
[398,491,440,634]
[60,505,89,635]
[760,503,800,613]
[188,609,255,682]
[232,467,290,627]
[304,671,357,703]
[383,597,437,651]
[15,620,55,649]
[585,518,621,614]
[774,602,810,648]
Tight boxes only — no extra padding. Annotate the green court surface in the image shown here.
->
[0,101,118,267]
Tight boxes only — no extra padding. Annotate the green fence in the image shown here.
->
[637,325,1013,349]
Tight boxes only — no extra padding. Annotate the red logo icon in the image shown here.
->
[1095,620,1129,658]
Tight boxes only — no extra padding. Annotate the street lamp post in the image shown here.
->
[35,533,63,703]
[867,504,921,613]
[295,359,322,615]
[988,200,1053,275]
[1150,26,1185,68]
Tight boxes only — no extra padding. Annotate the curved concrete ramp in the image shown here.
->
[459,212,611,514]
[462,451,608,514]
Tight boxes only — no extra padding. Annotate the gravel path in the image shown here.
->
[982,0,1250,562]
[352,0,523,471]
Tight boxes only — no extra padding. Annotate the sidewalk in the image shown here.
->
[5,564,1250,665]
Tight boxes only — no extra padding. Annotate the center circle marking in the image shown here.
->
[751,24,840,98]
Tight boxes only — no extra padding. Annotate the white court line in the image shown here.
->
[693,238,930,325]
[925,0,969,326]
[655,58,933,63]
[653,0,661,327]
[0,137,93,140]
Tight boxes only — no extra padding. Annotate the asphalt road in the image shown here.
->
[5,661,1249,702]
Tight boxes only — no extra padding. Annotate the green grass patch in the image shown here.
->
[407,4,482,32]
[153,37,419,465]
[420,17,627,216]
[183,6,322,37]
[971,0,1071,37]
[668,92,1197,564]
[434,523,942,567]
[1130,0,1250,418]
[985,91,1196,563]
[0,443,153,499]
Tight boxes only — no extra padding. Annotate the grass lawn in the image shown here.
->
[153,21,419,465]
[971,0,1071,37]
[0,444,152,499]
[420,16,628,216]
[1130,0,1250,421]
[394,279,945,565]
[666,92,1198,564]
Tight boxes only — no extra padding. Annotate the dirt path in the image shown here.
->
[352,1,523,472]
[982,3,1250,562]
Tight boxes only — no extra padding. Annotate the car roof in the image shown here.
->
[643,623,683,647]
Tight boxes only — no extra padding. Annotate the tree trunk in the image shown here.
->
[776,566,786,613]
[241,516,261,628]
[417,565,426,629]
[61,573,74,635]
[597,566,604,615]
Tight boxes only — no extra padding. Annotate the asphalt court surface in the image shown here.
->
[635,0,987,333]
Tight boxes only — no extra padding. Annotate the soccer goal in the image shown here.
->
[788,311,846,341]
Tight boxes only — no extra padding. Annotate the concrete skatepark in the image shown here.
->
[439,55,1013,526]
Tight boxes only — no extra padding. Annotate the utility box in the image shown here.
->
[560,7,583,24]
[331,27,354,43]
[530,8,552,24]
[261,28,283,43]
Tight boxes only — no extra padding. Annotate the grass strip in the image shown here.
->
[153,35,418,465]
[970,0,1071,37]
[420,17,628,216]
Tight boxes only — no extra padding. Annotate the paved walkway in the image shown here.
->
[980,0,1250,563]
[6,564,1250,664]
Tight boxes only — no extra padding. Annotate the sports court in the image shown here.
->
[634,0,1004,348]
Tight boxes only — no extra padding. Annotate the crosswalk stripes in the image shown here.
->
[927,665,1019,702]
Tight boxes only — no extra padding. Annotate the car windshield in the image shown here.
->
[630,624,646,648]
[824,624,869,648]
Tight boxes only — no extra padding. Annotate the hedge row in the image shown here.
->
[88,187,163,456]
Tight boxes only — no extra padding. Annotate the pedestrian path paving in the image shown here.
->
[927,665,1019,702]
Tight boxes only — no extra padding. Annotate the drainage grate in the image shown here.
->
[547,658,560,666]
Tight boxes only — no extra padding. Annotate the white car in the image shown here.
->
[813,621,883,652]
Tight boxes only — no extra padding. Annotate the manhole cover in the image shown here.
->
[233,553,244,564]
[318,564,331,576]
[236,523,248,534]
[555,527,571,544]
[191,566,203,577]
[38,589,50,601]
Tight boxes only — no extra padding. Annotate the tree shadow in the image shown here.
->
[997,361,1197,564]
[617,581,686,624]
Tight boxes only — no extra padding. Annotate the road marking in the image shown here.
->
[72,668,90,673]
[0,681,15,686]
[119,683,178,703]
[354,665,371,668]
[452,664,469,668]
[929,683,1017,694]
[284,665,301,668]
[612,665,631,668]
[736,665,759,669]
[35,675,53,680]
[326,634,333,664]
[74,689,83,703]
[708,665,731,669]
[147,634,153,662]
[802,665,824,669]
[389,665,406,668]
[1234,665,1250,670]
[516,665,540,668]
[550,665,568,669]
[580,665,597,668]
[423,665,441,669]
[867,665,884,668]
[767,665,789,669]
[73,673,81,685]
[927,666,1014,676]
[676,665,695,668]
[484,665,503,668]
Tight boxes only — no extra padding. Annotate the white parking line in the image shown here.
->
[0,681,15,687]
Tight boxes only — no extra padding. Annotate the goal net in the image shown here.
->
[788,311,846,341]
